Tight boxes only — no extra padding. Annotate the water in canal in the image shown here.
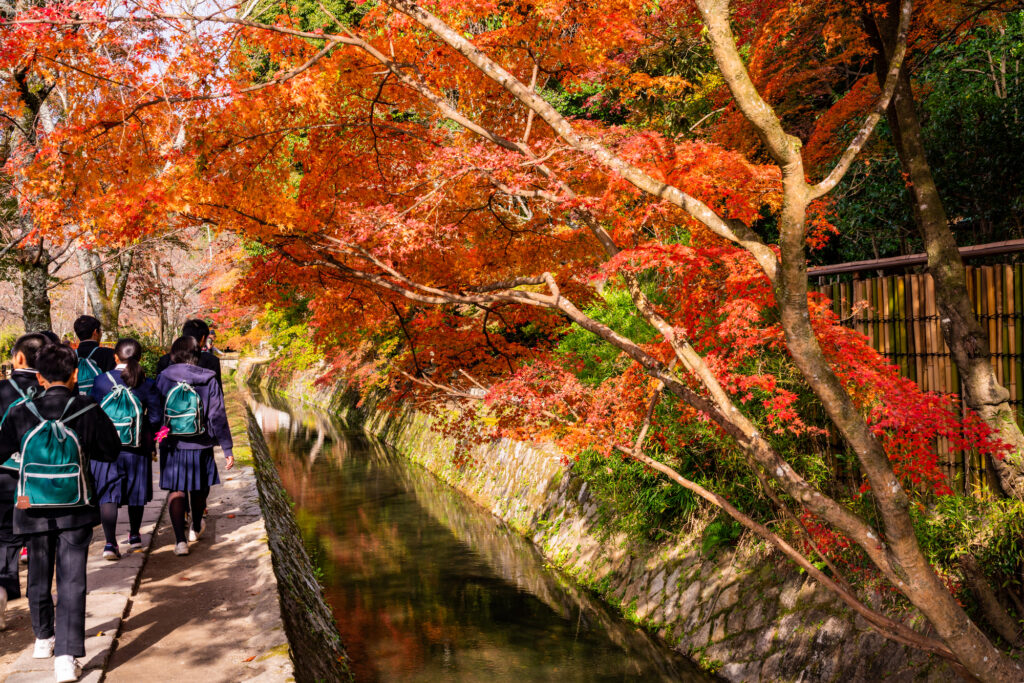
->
[247,392,712,682]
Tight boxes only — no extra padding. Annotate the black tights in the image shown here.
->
[168,489,209,544]
[99,503,145,546]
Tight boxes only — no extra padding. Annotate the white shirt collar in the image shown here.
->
[115,364,127,370]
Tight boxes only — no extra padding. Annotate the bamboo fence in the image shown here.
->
[813,264,1024,495]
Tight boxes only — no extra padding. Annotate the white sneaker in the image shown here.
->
[33,636,55,658]
[54,654,82,682]
[188,518,206,543]
[173,542,189,556]
[0,590,7,630]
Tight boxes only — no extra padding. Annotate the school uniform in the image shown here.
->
[0,369,40,601]
[90,369,162,506]
[155,364,233,491]
[76,340,116,374]
[156,350,222,386]
[0,387,119,658]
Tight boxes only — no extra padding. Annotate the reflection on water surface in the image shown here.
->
[249,393,712,682]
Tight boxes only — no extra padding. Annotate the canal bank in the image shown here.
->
[240,359,953,683]
[245,387,707,681]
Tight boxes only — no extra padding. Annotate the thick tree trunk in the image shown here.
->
[866,7,1024,500]
[20,255,52,333]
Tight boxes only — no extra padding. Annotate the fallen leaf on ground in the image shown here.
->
[243,655,256,662]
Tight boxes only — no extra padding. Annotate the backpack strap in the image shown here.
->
[61,401,97,423]
[23,397,94,425]
[85,347,98,361]
[8,379,25,399]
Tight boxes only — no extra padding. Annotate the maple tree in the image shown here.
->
[716,0,1024,501]
[4,0,1024,678]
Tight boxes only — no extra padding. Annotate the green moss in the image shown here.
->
[257,642,292,661]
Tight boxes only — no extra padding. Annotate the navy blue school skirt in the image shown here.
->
[91,451,154,507]
[160,446,220,492]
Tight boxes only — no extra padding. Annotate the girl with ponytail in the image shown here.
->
[89,339,163,560]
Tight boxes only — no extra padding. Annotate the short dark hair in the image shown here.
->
[11,333,49,369]
[39,330,60,345]
[35,344,78,383]
[181,319,210,343]
[170,336,200,365]
[73,315,102,341]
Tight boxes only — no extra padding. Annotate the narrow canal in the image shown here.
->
[247,392,712,682]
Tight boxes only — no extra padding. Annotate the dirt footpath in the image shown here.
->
[103,464,291,682]
[0,389,289,683]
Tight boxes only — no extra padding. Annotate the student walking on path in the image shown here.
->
[72,315,115,374]
[156,319,222,386]
[90,339,162,561]
[155,336,234,557]
[0,344,119,682]
[0,333,46,630]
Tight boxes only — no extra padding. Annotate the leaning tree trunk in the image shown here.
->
[866,8,1024,499]
[78,248,133,335]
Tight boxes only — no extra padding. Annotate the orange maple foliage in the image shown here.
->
[3,0,1020,675]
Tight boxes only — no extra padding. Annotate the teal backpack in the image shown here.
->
[16,398,95,509]
[76,347,101,396]
[0,379,36,472]
[163,382,204,436]
[99,373,143,448]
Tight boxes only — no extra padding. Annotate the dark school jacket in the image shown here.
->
[0,386,119,533]
[91,369,163,456]
[0,369,40,487]
[155,363,233,459]
[76,341,116,373]
[0,369,41,415]
[156,351,222,386]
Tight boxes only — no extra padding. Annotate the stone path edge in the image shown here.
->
[97,492,167,683]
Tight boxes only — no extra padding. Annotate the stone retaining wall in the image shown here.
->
[242,359,952,682]
[245,403,354,683]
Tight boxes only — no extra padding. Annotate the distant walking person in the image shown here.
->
[156,319,222,386]
[0,333,47,629]
[73,315,115,395]
[90,339,163,561]
[156,336,234,556]
[0,344,119,682]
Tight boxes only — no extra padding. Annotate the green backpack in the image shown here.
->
[0,379,36,472]
[163,382,204,436]
[99,373,143,448]
[16,398,95,509]
[77,348,101,396]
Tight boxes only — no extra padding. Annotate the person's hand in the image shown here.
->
[225,455,235,470]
